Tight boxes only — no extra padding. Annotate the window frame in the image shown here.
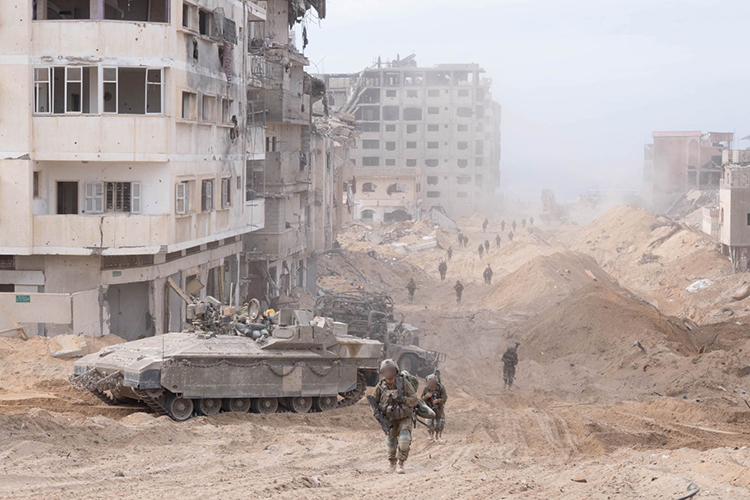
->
[176,181,190,215]
[34,67,52,114]
[221,177,232,209]
[201,179,214,212]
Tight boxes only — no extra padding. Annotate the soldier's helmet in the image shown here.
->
[379,358,399,374]
[514,341,521,347]
[425,374,437,382]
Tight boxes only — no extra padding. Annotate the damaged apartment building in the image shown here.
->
[322,54,502,222]
[718,149,750,272]
[643,131,734,213]
[0,0,275,339]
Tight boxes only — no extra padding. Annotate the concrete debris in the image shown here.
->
[425,207,459,234]
[732,283,750,301]
[49,334,86,359]
[686,279,712,293]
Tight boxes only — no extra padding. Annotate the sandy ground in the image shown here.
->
[2,206,750,499]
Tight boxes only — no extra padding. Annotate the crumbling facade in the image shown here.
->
[644,131,733,213]
[322,55,502,221]
[0,0,268,338]
[719,149,750,271]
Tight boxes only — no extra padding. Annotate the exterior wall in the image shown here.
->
[720,166,750,247]
[355,170,419,222]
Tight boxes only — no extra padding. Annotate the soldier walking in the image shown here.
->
[482,218,489,232]
[501,220,506,232]
[447,246,453,260]
[529,216,534,226]
[477,244,484,259]
[457,233,464,248]
[438,260,448,281]
[484,240,490,253]
[371,359,419,473]
[462,235,469,248]
[406,278,417,302]
[502,341,520,390]
[495,234,501,248]
[454,280,464,304]
[483,264,493,285]
[508,231,514,242]
[422,374,448,441]
[512,220,517,231]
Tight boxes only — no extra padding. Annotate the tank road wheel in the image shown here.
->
[288,396,313,414]
[166,394,194,421]
[197,398,222,416]
[223,398,251,413]
[252,397,279,414]
[399,354,420,375]
[313,395,338,412]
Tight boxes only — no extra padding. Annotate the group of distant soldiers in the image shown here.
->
[370,339,521,474]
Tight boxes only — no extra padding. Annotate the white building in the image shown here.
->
[0,0,267,338]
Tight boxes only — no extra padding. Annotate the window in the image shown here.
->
[457,176,471,185]
[176,182,189,214]
[387,183,406,194]
[407,90,418,98]
[362,140,380,149]
[426,191,440,198]
[201,179,214,212]
[385,124,396,132]
[362,123,380,132]
[386,90,397,97]
[65,67,83,113]
[427,124,439,132]
[383,106,399,121]
[427,142,439,149]
[361,209,375,221]
[385,159,396,166]
[406,159,417,167]
[199,9,213,37]
[102,67,118,113]
[33,172,41,198]
[427,107,439,115]
[146,69,163,114]
[458,141,469,150]
[428,89,440,97]
[427,176,438,185]
[386,142,396,151]
[407,124,417,134]
[222,98,234,124]
[362,157,380,167]
[403,108,422,121]
[84,181,104,214]
[746,213,750,226]
[202,94,217,121]
[457,107,473,118]
[182,91,197,120]
[406,142,417,149]
[458,159,468,168]
[362,182,377,193]
[426,159,439,167]
[182,3,193,28]
[221,178,232,208]
[266,136,278,152]
[34,68,51,114]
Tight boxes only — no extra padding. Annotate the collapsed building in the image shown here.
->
[643,131,733,213]
[321,54,502,221]
[0,0,340,338]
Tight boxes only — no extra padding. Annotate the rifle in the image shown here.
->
[366,395,391,434]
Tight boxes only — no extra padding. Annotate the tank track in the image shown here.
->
[337,370,367,408]
[133,390,169,417]
[69,369,122,406]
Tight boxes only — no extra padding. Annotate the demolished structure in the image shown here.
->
[322,54,502,221]
[0,0,344,338]
[719,149,750,272]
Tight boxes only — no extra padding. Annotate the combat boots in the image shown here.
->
[389,458,397,472]
[396,460,405,474]
[427,430,434,441]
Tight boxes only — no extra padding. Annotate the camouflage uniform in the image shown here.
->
[422,377,448,439]
[372,374,419,465]
[502,342,520,389]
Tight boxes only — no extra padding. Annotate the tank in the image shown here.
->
[71,306,382,421]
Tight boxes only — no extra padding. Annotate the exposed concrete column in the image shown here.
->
[151,277,166,335]
[90,0,103,19]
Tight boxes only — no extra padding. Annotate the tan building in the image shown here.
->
[0,0,268,337]
[322,54,501,220]
[719,149,750,271]
[354,168,421,223]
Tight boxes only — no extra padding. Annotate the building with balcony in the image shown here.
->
[322,54,502,220]
[643,131,734,213]
[0,0,268,338]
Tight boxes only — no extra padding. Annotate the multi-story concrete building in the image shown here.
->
[322,54,501,221]
[718,149,750,272]
[0,0,268,338]
[643,131,733,213]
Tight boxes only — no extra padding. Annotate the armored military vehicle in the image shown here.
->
[71,301,382,421]
[314,291,445,380]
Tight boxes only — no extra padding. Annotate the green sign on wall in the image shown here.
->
[15,295,30,303]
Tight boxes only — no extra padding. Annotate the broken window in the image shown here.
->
[427,142,439,149]
[104,0,169,22]
[427,124,439,132]
[403,108,422,121]
[426,159,439,167]
[34,68,51,114]
[403,72,424,86]
[222,98,234,124]
[182,91,197,120]
[426,191,440,198]
[202,94,217,121]
[201,179,214,212]
[406,142,417,149]
[426,71,450,86]
[406,159,417,167]
[362,140,380,149]
[221,177,232,208]
[383,106,400,121]
[386,90,397,98]
[426,176,438,185]
[362,182,377,193]
[176,181,190,214]
[458,159,468,168]
[363,72,381,87]
[356,106,380,121]
[386,183,406,195]
[362,157,380,167]
[362,123,380,133]
[457,175,471,185]
[361,209,375,221]
[33,172,41,199]
[407,90,418,98]
[361,89,380,104]
[453,71,474,85]
[384,72,400,86]
[458,141,469,151]
[199,9,214,37]
[385,142,396,151]
[183,3,194,28]
[407,125,417,134]
[457,107,473,118]
[385,159,396,166]
[385,124,396,132]
[427,107,439,115]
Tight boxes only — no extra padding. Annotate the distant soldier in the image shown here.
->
[457,233,464,248]
[482,218,489,232]
[529,216,534,226]
[463,235,469,248]
[522,218,526,228]
[508,231,514,242]
[447,247,453,261]
[495,234,501,248]
[484,240,490,253]
[483,264,494,285]
[372,359,419,473]
[454,280,464,304]
[422,374,448,441]
[438,260,448,281]
[501,220,506,232]
[406,278,417,302]
[477,244,484,259]
[512,220,517,231]
[502,341,520,390]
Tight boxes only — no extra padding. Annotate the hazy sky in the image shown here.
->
[300,0,750,201]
